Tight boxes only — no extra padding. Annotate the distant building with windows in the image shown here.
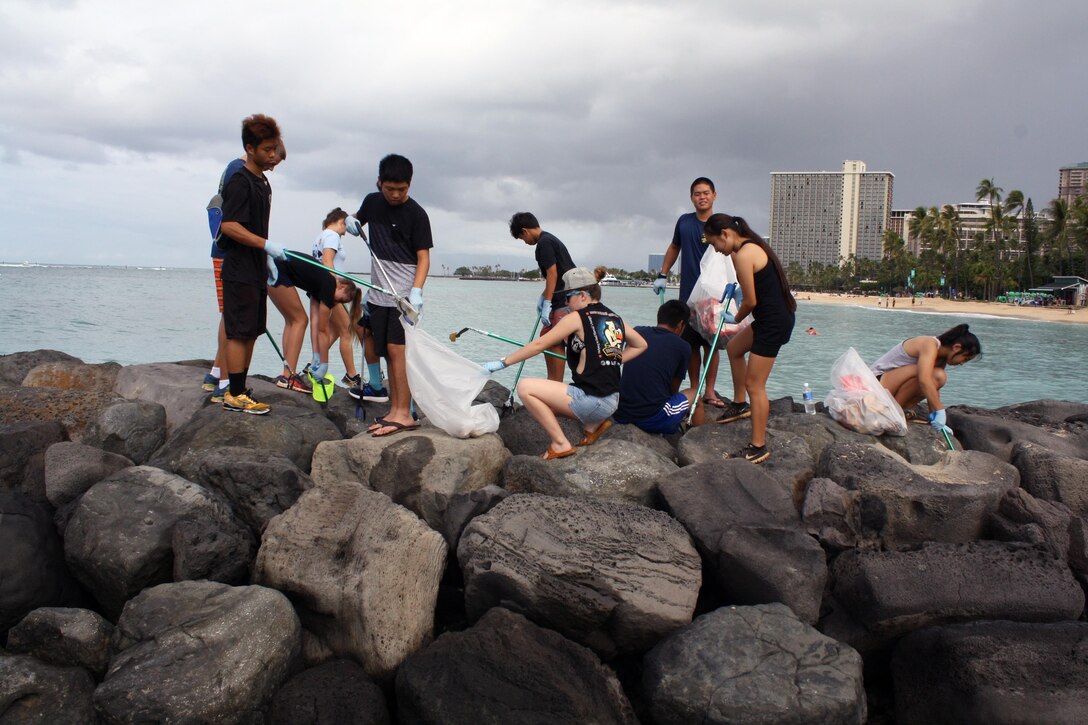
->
[1059,163,1088,206]
[647,253,665,274]
[769,160,893,270]
[897,201,1029,257]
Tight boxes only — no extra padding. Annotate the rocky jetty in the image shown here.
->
[1,349,1087,723]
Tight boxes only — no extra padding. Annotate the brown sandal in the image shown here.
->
[577,419,613,447]
[542,446,577,460]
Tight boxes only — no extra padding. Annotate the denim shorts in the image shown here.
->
[567,385,619,426]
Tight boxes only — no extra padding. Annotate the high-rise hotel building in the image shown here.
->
[769,160,893,270]
[1059,163,1088,206]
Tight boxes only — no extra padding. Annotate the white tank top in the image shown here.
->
[871,336,940,376]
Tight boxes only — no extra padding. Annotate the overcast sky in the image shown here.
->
[1,0,1085,273]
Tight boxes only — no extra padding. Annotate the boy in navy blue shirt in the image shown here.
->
[614,301,705,432]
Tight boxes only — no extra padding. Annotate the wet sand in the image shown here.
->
[801,293,1087,325]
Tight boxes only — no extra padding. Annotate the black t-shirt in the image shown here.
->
[614,326,691,423]
[568,302,625,397]
[220,166,271,286]
[277,252,337,308]
[355,193,433,306]
[535,231,576,307]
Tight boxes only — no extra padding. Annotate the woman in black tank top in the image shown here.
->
[480,266,648,460]
[703,214,797,464]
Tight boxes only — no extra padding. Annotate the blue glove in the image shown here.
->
[540,299,552,323]
[652,274,667,294]
[929,409,952,434]
[482,360,507,374]
[266,256,279,286]
[309,355,328,380]
[409,287,423,311]
[345,216,362,236]
[264,240,287,261]
[721,311,736,325]
[730,286,744,309]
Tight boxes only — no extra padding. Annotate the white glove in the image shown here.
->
[263,240,286,261]
[652,275,667,294]
[345,216,362,236]
[266,256,279,286]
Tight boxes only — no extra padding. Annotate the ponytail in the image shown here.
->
[323,207,349,230]
[338,279,362,345]
[704,213,797,313]
[937,324,981,358]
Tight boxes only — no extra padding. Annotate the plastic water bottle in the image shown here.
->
[802,382,816,415]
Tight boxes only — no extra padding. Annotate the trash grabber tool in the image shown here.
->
[501,315,542,415]
[352,234,420,325]
[284,251,392,295]
[687,282,737,425]
[448,326,565,360]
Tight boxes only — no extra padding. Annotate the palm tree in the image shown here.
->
[1071,195,1088,279]
[976,178,1005,300]
[1046,198,1071,275]
[1020,199,1039,288]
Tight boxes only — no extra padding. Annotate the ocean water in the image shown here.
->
[1,264,1085,408]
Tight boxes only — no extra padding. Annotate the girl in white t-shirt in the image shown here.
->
[311,208,361,385]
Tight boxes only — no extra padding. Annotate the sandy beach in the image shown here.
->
[802,292,1088,325]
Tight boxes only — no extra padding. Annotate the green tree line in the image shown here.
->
[787,178,1088,300]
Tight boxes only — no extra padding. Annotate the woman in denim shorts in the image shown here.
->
[481,266,648,459]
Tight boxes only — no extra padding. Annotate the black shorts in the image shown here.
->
[222,280,267,340]
[368,303,405,356]
[681,323,709,349]
[750,314,795,358]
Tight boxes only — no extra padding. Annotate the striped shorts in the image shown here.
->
[212,258,224,313]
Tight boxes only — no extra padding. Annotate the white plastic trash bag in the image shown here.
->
[686,249,750,349]
[824,347,908,436]
[404,323,500,438]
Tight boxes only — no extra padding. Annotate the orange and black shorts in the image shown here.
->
[212,258,224,313]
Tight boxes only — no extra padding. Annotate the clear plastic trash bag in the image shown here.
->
[404,322,499,438]
[686,249,750,349]
[824,347,908,436]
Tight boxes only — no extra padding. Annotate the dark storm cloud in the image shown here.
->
[0,0,1085,269]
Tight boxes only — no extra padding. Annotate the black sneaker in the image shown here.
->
[717,400,751,423]
[342,373,362,388]
[728,443,769,464]
[348,383,389,402]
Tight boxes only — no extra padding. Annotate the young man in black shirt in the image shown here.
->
[345,154,432,436]
[217,114,288,415]
[508,212,577,382]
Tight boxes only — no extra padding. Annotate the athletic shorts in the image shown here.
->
[212,258,224,313]
[750,314,795,358]
[269,261,295,288]
[632,393,690,435]
[567,385,619,426]
[222,280,267,340]
[681,323,710,349]
[540,305,572,337]
[368,302,405,356]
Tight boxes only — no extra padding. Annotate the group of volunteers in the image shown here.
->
[205,113,981,463]
[206,113,426,438]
